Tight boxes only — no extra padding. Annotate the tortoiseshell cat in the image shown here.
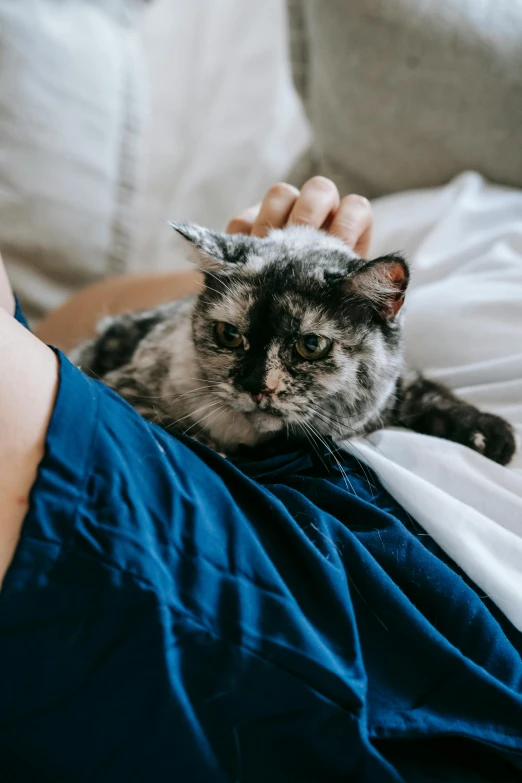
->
[71,223,516,464]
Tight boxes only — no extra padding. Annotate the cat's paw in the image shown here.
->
[399,377,517,466]
[424,407,517,465]
[464,412,517,466]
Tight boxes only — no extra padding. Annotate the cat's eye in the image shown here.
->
[295,334,333,361]
[215,321,243,349]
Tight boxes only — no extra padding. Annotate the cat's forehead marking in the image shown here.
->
[278,293,306,320]
[265,341,282,367]
[298,306,333,335]
[277,294,343,337]
[264,341,288,392]
[206,281,254,329]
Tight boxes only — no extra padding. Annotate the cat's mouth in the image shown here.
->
[246,400,284,419]
[227,389,285,420]
[251,394,283,414]
[251,406,284,420]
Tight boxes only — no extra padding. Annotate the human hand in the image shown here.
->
[226,176,373,258]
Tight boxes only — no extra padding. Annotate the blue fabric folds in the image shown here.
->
[1,348,522,782]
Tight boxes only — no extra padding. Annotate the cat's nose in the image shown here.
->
[252,385,277,404]
[241,368,280,401]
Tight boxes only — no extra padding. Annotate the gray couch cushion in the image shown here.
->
[287,0,522,197]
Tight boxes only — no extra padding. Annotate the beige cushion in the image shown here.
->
[287,0,522,197]
[0,0,144,321]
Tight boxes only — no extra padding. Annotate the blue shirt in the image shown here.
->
[1,304,522,782]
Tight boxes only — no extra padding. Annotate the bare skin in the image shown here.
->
[0,177,373,585]
[0,309,59,586]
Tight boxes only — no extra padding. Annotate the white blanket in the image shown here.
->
[342,172,522,631]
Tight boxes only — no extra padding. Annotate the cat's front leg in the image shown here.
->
[394,376,517,465]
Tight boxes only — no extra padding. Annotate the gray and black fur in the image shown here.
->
[72,224,516,464]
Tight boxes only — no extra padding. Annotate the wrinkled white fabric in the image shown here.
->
[342,172,522,631]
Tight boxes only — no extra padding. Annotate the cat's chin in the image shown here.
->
[240,407,284,434]
[204,405,284,450]
[252,411,284,429]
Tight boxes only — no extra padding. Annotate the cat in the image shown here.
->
[71,223,516,465]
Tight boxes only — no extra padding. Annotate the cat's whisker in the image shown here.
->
[182,405,226,436]
[308,407,420,530]
[203,269,235,297]
[305,406,377,496]
[151,404,166,428]
[309,410,393,501]
[95,376,154,403]
[82,368,220,407]
[183,377,225,385]
[164,384,225,407]
[83,366,103,382]
[192,406,227,441]
[350,439,422,532]
[297,419,331,474]
[305,408,358,435]
[337,441,377,499]
[197,283,225,298]
[114,385,220,403]
[306,406,359,434]
[165,400,222,431]
[299,419,338,478]
[305,420,359,499]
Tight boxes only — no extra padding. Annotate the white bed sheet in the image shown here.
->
[342,172,522,631]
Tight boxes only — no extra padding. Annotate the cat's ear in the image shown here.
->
[170,222,229,272]
[346,253,409,319]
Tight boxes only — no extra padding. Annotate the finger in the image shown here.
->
[287,176,340,230]
[251,183,300,237]
[226,203,261,235]
[329,194,373,257]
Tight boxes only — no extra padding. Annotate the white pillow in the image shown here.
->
[0,0,145,321]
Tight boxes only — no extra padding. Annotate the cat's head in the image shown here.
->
[172,221,409,446]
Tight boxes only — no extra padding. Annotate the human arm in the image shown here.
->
[0,251,56,583]
[36,269,201,354]
[0,296,58,586]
